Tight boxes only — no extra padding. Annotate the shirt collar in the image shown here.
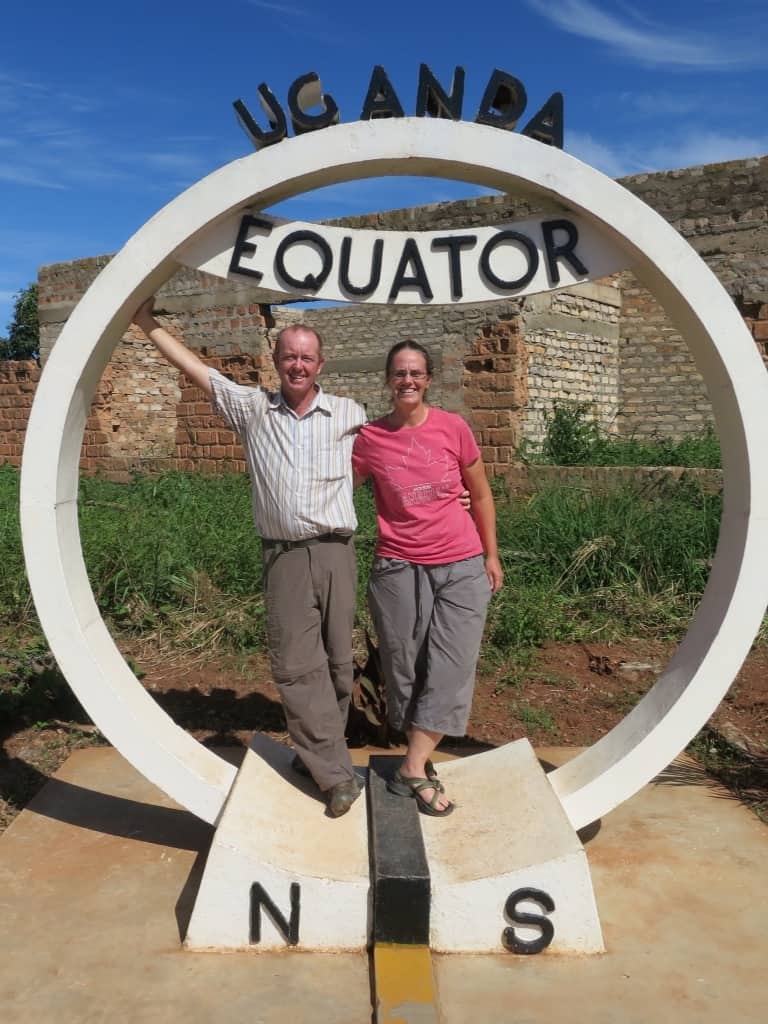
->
[268,384,332,417]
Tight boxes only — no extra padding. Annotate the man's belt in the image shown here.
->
[262,533,352,554]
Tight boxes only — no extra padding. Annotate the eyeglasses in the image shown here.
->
[389,370,428,381]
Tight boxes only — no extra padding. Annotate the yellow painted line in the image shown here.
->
[373,943,439,1024]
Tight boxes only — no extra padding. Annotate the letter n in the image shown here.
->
[250,882,301,946]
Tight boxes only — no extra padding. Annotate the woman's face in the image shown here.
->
[387,348,431,411]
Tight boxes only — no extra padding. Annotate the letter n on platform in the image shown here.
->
[185,735,369,951]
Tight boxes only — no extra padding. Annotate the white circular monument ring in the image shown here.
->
[20,119,768,829]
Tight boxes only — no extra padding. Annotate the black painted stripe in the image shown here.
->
[367,755,431,945]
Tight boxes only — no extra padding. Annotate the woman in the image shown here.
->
[352,340,503,816]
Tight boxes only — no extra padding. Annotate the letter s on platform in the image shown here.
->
[502,887,555,954]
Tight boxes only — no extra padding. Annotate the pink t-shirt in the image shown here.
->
[352,407,483,564]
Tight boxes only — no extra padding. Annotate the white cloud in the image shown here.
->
[524,0,760,69]
[245,0,306,15]
[243,0,349,43]
[0,67,224,196]
[567,128,768,178]
[566,131,634,177]
[0,163,67,190]
[615,91,707,118]
[638,132,768,173]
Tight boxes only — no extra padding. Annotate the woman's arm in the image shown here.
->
[462,458,504,593]
[133,298,213,397]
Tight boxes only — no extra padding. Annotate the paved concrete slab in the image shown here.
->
[0,747,370,1024]
[0,744,766,1023]
[436,748,768,1023]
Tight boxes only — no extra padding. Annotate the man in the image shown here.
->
[133,299,365,817]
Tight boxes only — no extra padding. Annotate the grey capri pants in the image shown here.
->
[368,554,492,737]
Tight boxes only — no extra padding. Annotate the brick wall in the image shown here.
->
[0,359,41,467]
[740,300,768,366]
[338,155,768,440]
[270,289,615,473]
[463,316,527,475]
[36,261,273,480]
[271,299,526,420]
[5,153,766,476]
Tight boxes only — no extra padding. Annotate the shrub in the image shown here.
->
[533,400,721,468]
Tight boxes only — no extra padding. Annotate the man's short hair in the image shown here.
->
[273,323,324,357]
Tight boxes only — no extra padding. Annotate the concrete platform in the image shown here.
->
[422,740,603,953]
[186,734,369,951]
[1,745,766,1023]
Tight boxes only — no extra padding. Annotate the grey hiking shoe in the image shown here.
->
[326,776,363,818]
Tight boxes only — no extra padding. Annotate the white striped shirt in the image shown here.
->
[209,369,367,541]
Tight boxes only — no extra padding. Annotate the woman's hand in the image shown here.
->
[485,554,504,594]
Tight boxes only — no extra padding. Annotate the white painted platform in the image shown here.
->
[185,735,369,951]
[422,739,604,954]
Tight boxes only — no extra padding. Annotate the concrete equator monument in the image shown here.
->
[20,118,768,831]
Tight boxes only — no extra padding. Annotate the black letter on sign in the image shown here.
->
[431,235,477,299]
[416,64,465,120]
[475,70,527,131]
[480,230,538,292]
[228,215,274,281]
[233,85,287,150]
[275,230,333,292]
[389,238,434,301]
[340,235,384,298]
[361,65,405,120]
[250,882,300,946]
[287,71,340,136]
[521,92,564,149]
[541,219,588,286]
[502,887,555,955]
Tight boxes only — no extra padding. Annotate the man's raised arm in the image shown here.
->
[133,298,212,398]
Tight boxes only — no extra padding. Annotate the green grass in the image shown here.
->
[514,703,556,734]
[0,463,726,663]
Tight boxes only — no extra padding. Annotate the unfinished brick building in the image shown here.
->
[1,153,765,481]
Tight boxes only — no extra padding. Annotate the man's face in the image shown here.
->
[273,328,325,408]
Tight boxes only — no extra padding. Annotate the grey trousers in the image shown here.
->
[368,554,492,737]
[263,537,357,792]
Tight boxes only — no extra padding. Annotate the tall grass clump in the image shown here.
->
[532,401,721,468]
[0,464,31,623]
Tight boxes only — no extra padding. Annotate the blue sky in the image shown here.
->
[1,0,766,332]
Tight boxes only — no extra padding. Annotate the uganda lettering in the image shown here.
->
[234,64,563,150]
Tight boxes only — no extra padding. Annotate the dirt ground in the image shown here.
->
[2,636,767,831]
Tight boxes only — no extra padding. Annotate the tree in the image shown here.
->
[0,283,39,360]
